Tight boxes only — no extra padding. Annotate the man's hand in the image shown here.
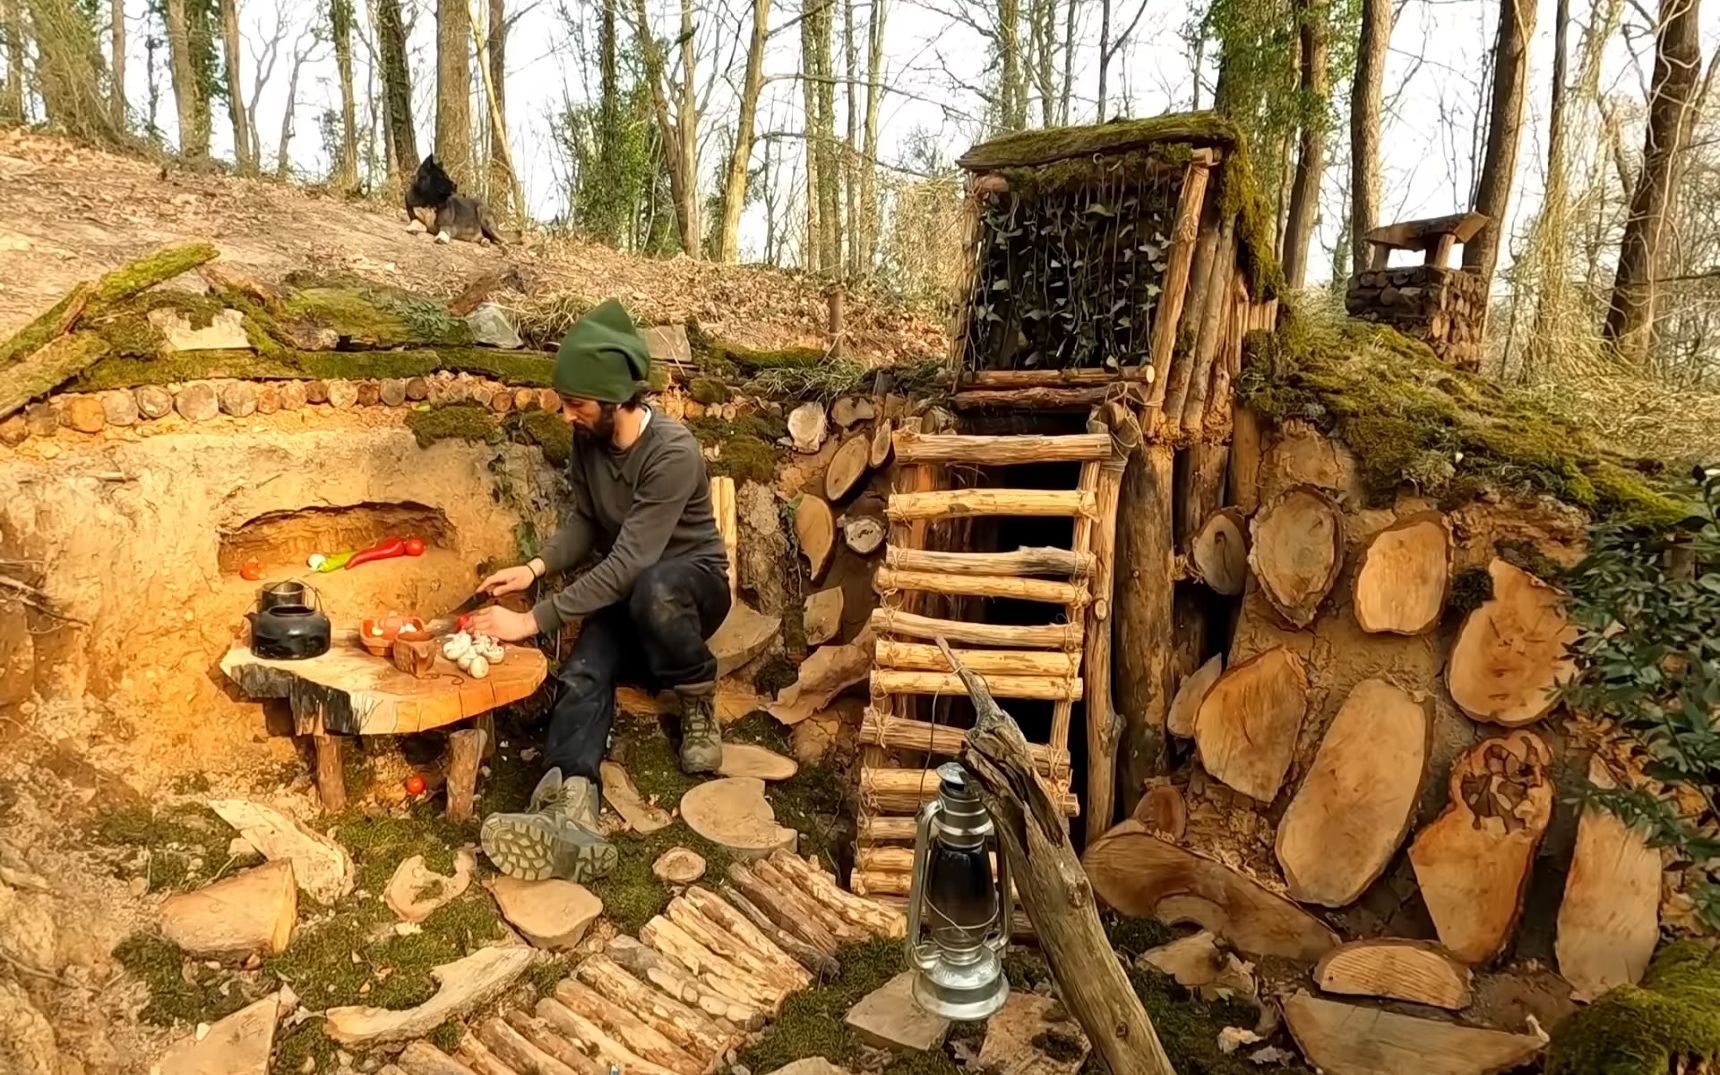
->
[466,605,539,643]
[479,563,539,598]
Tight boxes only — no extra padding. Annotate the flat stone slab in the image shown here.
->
[765,1060,856,1075]
[845,970,951,1053]
[487,876,603,950]
[151,993,279,1075]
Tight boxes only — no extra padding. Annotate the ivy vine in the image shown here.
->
[962,154,1175,373]
[1565,466,1720,929]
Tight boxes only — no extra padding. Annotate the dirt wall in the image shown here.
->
[0,420,560,724]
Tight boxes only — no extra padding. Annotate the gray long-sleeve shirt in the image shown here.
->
[530,410,728,633]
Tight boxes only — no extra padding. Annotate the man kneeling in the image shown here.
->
[467,299,730,882]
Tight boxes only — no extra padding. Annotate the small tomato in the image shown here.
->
[240,560,262,581]
[404,536,426,556]
[404,773,427,796]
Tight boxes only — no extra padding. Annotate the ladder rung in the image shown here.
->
[887,488,1095,522]
[858,707,1068,773]
[874,567,1087,606]
[871,643,1080,678]
[872,669,1083,701]
[893,431,1112,464]
[868,608,1082,650]
[859,765,1080,815]
[886,545,1095,578]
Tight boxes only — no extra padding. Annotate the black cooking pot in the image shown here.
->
[248,581,331,660]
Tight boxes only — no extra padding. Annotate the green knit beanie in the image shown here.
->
[553,299,650,402]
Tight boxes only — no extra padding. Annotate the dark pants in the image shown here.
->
[543,556,731,784]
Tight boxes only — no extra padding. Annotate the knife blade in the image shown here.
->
[426,589,490,635]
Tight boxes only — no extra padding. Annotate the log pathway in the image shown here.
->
[392,850,905,1075]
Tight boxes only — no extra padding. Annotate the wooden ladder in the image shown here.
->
[853,417,1126,898]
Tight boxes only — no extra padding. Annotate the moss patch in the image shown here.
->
[112,933,254,1026]
[688,414,787,485]
[592,720,843,932]
[509,410,573,467]
[1237,306,1685,524]
[69,342,557,393]
[92,803,238,893]
[1547,941,1720,1075]
[739,939,968,1075]
[753,655,800,696]
[406,403,501,450]
[274,285,475,349]
[688,376,733,405]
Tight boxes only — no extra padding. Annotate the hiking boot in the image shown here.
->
[677,684,723,775]
[479,767,617,883]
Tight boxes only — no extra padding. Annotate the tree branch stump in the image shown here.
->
[942,639,1176,1075]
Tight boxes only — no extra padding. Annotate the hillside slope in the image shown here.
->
[0,130,946,362]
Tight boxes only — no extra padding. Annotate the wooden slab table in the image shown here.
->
[221,633,548,815]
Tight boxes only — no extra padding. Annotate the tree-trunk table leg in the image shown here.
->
[476,713,497,761]
[446,728,487,822]
[313,734,348,814]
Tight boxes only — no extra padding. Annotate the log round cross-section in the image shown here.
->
[1446,559,1577,726]
[1248,486,1345,627]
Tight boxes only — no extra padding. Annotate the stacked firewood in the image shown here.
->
[1085,424,1660,1071]
[388,852,904,1075]
[1345,265,1488,371]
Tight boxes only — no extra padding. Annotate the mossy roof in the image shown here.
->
[1237,305,1687,525]
[958,112,1242,172]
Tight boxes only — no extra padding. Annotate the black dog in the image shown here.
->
[404,155,505,245]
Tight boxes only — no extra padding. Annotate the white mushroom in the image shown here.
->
[483,643,504,664]
[467,655,490,679]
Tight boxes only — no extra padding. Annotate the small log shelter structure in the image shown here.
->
[1345,211,1489,371]
[857,114,1280,897]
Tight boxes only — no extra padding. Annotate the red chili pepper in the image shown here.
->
[345,538,408,569]
[404,536,426,557]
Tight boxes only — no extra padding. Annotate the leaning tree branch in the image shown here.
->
[939,638,1176,1075]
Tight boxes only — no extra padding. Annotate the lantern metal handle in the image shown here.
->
[905,795,941,973]
[990,839,1012,952]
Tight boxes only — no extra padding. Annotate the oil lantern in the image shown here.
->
[905,762,1012,1020]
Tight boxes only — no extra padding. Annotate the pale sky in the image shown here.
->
[107,0,1720,284]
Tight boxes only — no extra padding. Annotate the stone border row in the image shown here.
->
[0,371,564,447]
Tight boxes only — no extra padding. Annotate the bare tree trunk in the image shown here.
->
[331,0,358,189]
[376,0,418,170]
[468,0,522,221]
[844,0,859,277]
[1097,0,1110,116]
[999,0,1024,129]
[631,0,695,254]
[28,0,122,142]
[435,0,473,186]
[1604,0,1701,366]
[678,0,700,254]
[2,0,22,124]
[861,0,885,271]
[1463,0,1536,294]
[219,0,250,172]
[717,0,769,262]
[487,0,510,210]
[1281,0,1328,288]
[801,0,821,271]
[1523,0,1572,378]
[1348,0,1389,274]
[276,33,314,179]
[164,0,208,156]
[109,0,125,130]
[1052,0,1066,120]
[1035,0,1055,125]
